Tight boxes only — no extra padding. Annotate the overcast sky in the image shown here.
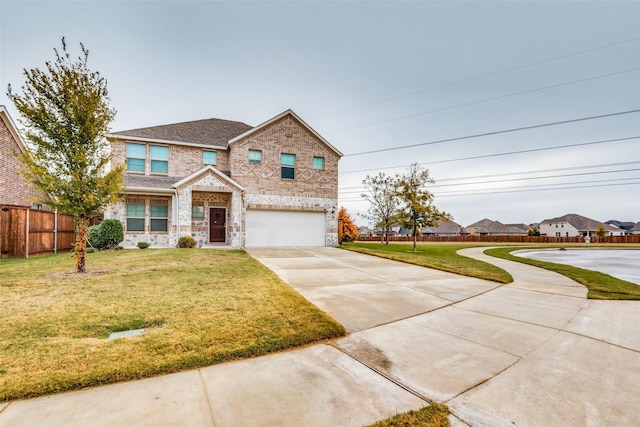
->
[1,1,639,227]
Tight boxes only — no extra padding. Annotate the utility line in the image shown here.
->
[434,177,640,195]
[330,66,640,134]
[338,180,640,201]
[315,35,640,118]
[338,167,640,195]
[434,180,640,198]
[343,110,640,157]
[340,135,640,173]
[339,160,640,190]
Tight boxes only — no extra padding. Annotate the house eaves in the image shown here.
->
[228,109,344,158]
[107,134,229,151]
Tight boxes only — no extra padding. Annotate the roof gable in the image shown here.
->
[228,109,343,157]
[174,166,244,192]
[0,105,28,155]
[108,117,253,149]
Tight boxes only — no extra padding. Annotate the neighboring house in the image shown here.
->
[105,109,342,248]
[0,105,49,209]
[540,213,625,237]
[605,220,635,234]
[631,222,640,235]
[465,219,528,236]
[421,219,468,236]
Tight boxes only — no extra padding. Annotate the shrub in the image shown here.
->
[87,219,124,250]
[87,225,102,248]
[177,235,197,248]
[137,242,150,249]
[99,219,125,249]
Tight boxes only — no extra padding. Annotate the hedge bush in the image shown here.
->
[87,219,124,250]
[177,235,197,248]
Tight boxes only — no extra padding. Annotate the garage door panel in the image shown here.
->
[246,210,326,247]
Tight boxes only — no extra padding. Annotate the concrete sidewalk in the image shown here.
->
[2,247,639,426]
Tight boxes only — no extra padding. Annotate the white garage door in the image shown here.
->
[245,210,326,247]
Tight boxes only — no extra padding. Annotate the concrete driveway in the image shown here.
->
[2,247,638,426]
[249,247,640,426]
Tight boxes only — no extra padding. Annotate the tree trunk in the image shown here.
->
[75,216,89,273]
[412,222,418,252]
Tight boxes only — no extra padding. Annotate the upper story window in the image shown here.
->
[248,149,262,164]
[312,156,325,170]
[203,150,217,165]
[126,143,146,173]
[150,145,169,174]
[281,153,295,179]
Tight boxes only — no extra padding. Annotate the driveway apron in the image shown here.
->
[249,247,640,426]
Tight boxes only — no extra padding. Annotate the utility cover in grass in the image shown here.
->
[108,329,146,339]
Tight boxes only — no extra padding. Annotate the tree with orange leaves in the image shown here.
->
[338,206,359,242]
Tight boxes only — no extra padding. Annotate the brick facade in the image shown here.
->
[0,108,49,208]
[106,110,340,248]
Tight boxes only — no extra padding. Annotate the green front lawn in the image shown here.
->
[343,242,640,301]
[0,249,345,401]
[342,242,513,283]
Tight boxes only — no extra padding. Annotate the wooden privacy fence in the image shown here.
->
[0,205,76,258]
[357,235,640,244]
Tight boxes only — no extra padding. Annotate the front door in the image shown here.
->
[209,208,226,243]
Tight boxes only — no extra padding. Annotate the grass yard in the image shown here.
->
[0,249,345,401]
[343,242,640,301]
[485,247,640,300]
[342,242,513,283]
[368,404,450,427]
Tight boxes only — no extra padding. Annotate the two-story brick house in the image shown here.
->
[105,109,342,248]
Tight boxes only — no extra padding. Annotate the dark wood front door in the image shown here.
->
[209,208,226,242]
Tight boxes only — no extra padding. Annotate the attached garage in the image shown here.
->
[245,209,326,247]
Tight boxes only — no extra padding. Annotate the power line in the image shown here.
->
[340,135,640,173]
[435,180,640,198]
[315,35,640,118]
[338,180,640,201]
[329,67,640,134]
[338,167,640,195]
[435,177,640,195]
[340,168,640,195]
[339,160,640,190]
[343,109,640,157]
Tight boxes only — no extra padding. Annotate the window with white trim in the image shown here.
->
[126,202,145,232]
[312,156,324,170]
[150,202,168,232]
[203,150,217,165]
[126,143,146,173]
[192,205,205,219]
[281,153,295,179]
[150,145,169,174]
[249,149,262,164]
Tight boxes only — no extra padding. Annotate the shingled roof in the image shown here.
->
[124,175,182,192]
[108,118,253,149]
[541,213,621,233]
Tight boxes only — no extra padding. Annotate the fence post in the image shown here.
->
[25,208,30,258]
